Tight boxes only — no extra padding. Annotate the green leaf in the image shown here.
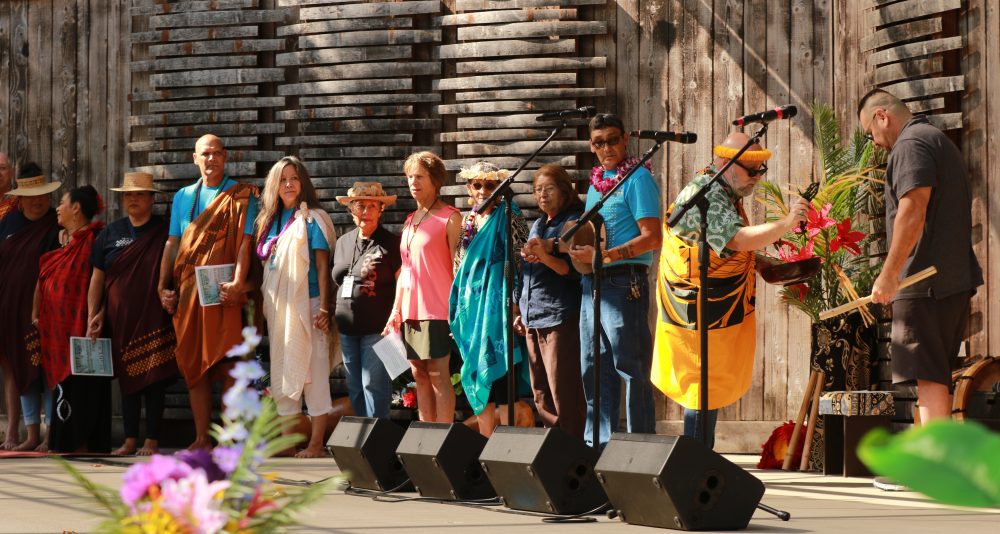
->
[857,419,1000,508]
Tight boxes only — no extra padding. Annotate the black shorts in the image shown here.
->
[890,291,971,390]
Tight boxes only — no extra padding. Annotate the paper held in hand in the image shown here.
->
[195,263,236,307]
[70,336,114,376]
[373,332,410,380]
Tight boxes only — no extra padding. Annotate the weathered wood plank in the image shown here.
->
[457,21,605,41]
[456,114,588,129]
[297,62,440,81]
[26,0,53,172]
[128,136,258,152]
[150,39,285,58]
[51,0,77,186]
[304,160,412,176]
[136,162,257,180]
[277,45,412,67]
[148,96,284,113]
[276,105,414,120]
[131,26,258,44]
[132,55,257,73]
[439,128,578,143]
[299,146,439,159]
[439,39,575,59]
[298,118,441,133]
[906,97,945,113]
[277,0,364,6]
[455,87,604,101]
[129,110,258,127]
[456,57,606,74]
[278,78,412,96]
[131,85,258,102]
[275,133,413,146]
[868,36,964,67]
[300,1,440,21]
[298,29,440,49]
[865,0,961,28]
[435,73,575,91]
[437,99,576,114]
[456,0,605,10]
[150,9,284,29]
[866,57,943,86]
[882,75,965,99]
[151,68,285,88]
[456,140,591,156]
[860,18,942,52]
[144,123,284,138]
[277,17,412,37]
[299,93,441,106]
[443,155,575,171]
[147,150,283,164]
[0,1,10,154]
[926,112,962,130]
[439,8,575,26]
[130,0,257,16]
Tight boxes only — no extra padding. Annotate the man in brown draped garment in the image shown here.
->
[157,134,259,450]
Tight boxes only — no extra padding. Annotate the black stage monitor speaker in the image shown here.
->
[328,416,410,491]
[478,426,607,515]
[595,433,765,530]
[395,421,495,500]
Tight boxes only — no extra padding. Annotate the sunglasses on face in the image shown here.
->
[590,136,622,150]
[469,181,497,192]
[862,108,882,141]
[734,161,768,177]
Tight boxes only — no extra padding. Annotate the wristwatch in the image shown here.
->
[550,236,560,253]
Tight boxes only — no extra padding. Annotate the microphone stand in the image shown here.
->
[474,121,568,427]
[664,122,769,448]
[560,138,667,450]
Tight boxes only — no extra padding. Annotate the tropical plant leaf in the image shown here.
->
[858,420,1000,508]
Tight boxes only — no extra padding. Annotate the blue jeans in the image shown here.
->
[340,333,391,419]
[20,378,53,426]
[683,408,719,450]
[580,269,656,447]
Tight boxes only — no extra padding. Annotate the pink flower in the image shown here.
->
[830,217,864,255]
[120,454,193,506]
[158,470,230,534]
[776,240,815,262]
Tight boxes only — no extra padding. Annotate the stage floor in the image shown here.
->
[1,454,996,533]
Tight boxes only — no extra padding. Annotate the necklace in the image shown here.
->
[404,198,438,254]
[590,157,650,195]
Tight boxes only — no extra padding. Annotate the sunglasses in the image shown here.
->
[469,181,497,192]
[590,135,622,150]
[862,108,882,141]
[734,161,768,177]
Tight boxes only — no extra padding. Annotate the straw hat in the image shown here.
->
[335,181,397,207]
[458,161,510,182]
[9,162,61,197]
[111,171,159,193]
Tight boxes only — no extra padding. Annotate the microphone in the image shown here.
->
[732,105,798,126]
[535,106,597,122]
[629,130,698,144]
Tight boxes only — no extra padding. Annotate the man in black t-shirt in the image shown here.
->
[858,89,983,424]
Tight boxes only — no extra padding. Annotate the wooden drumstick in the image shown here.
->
[818,266,937,321]
[800,370,825,472]
[783,369,819,471]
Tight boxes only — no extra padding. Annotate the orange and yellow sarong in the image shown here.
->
[652,209,756,410]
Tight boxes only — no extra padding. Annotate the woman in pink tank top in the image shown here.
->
[383,152,463,423]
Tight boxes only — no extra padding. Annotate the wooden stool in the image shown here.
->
[819,391,895,477]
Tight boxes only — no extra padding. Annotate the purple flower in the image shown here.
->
[175,448,226,483]
[120,454,193,506]
[212,445,243,474]
[223,383,261,421]
[231,360,265,383]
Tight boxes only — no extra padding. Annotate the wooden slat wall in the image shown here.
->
[5,0,1000,452]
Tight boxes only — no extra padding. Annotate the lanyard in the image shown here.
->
[188,176,231,223]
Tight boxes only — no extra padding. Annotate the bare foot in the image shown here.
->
[13,438,40,452]
[295,445,327,459]
[187,436,213,450]
[136,439,159,456]
[112,438,138,456]
[34,440,49,453]
[0,437,19,451]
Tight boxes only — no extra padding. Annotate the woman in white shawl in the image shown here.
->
[254,156,335,458]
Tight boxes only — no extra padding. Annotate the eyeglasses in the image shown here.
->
[862,109,882,141]
[590,135,622,150]
[351,202,381,214]
[533,185,558,196]
[734,161,768,177]
[469,181,497,192]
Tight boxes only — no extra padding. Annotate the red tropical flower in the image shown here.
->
[776,239,815,262]
[757,420,806,470]
[830,217,864,255]
[800,202,836,238]
[790,283,809,301]
[402,390,417,409]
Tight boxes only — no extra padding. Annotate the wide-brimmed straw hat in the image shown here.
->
[9,162,61,197]
[111,171,160,193]
[336,181,397,207]
[458,161,510,182]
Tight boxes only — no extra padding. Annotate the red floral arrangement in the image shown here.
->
[402,390,417,409]
[757,421,806,470]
